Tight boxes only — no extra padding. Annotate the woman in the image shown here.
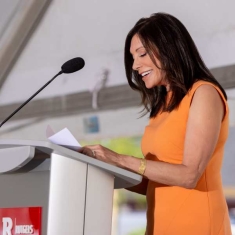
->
[80,13,232,235]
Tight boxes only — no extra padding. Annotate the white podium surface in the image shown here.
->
[0,139,142,235]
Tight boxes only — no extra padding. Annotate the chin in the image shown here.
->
[144,83,155,89]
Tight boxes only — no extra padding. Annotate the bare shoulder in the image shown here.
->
[193,84,224,105]
[191,84,225,120]
[194,83,218,93]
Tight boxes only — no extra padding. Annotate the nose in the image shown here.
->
[132,57,141,71]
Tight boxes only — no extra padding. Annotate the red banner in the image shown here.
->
[0,207,42,235]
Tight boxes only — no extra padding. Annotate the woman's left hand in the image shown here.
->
[79,144,120,166]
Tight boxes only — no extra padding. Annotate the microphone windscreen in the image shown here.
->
[61,57,85,74]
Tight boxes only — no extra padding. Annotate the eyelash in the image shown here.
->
[140,53,146,57]
[132,52,147,60]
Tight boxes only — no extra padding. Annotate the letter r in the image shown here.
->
[2,217,13,235]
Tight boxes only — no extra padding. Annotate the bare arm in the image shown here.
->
[80,85,225,189]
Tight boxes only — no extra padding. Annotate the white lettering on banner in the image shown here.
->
[15,225,34,234]
[2,217,34,235]
[2,217,13,235]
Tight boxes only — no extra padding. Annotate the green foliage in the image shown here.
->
[128,228,146,235]
[80,136,143,158]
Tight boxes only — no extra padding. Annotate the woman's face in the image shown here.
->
[130,34,167,89]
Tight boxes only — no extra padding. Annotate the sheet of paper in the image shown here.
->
[46,125,82,151]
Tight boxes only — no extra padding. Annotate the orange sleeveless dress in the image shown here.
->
[141,81,232,235]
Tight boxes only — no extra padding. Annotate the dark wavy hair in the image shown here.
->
[124,13,227,118]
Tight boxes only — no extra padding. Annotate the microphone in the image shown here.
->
[61,57,85,73]
[0,57,85,128]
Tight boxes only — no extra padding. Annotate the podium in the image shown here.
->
[0,139,142,235]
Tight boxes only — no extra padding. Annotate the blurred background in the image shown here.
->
[0,0,234,234]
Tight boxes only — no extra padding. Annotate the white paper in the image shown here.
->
[46,125,82,151]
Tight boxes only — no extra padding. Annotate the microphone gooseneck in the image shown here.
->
[0,57,85,128]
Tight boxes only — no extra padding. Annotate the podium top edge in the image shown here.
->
[0,139,142,187]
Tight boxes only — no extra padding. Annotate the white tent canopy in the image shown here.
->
[0,0,235,105]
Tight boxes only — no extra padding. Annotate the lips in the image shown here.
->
[141,70,152,77]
